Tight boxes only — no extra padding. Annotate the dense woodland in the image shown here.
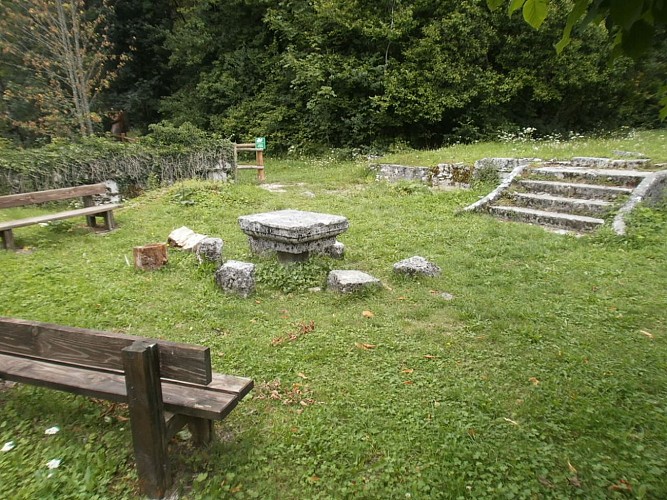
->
[0,0,665,151]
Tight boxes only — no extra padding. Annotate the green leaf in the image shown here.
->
[487,0,505,11]
[609,0,645,31]
[658,85,667,121]
[522,0,548,28]
[555,0,590,54]
[508,0,526,15]
[621,19,654,58]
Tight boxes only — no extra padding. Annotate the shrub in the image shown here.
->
[0,122,234,196]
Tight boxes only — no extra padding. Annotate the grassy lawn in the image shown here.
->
[1,132,667,499]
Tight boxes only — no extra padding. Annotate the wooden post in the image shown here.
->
[133,243,168,270]
[122,341,171,499]
[1,229,14,250]
[256,150,265,182]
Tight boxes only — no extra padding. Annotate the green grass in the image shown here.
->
[1,136,667,499]
[379,128,667,166]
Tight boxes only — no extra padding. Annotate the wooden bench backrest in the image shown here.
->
[0,184,108,210]
[0,318,212,384]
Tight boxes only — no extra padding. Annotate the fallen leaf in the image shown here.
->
[568,476,582,488]
[310,475,320,482]
[398,296,407,300]
[609,479,632,492]
[362,310,374,318]
[255,300,261,304]
[230,485,242,493]
[567,461,577,474]
[503,417,519,426]
[467,427,476,438]
[355,342,376,350]
[640,330,654,339]
[529,377,540,386]
[538,476,554,488]
[403,380,414,385]
[401,368,414,374]
[424,355,437,359]
[297,372,308,379]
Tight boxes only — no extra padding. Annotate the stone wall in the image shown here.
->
[370,163,473,188]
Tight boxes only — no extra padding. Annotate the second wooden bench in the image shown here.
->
[0,317,253,498]
[0,183,121,250]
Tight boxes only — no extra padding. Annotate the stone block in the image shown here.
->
[327,270,381,293]
[196,237,224,264]
[321,241,345,259]
[215,261,255,298]
[393,256,441,277]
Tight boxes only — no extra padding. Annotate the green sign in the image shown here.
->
[255,137,266,150]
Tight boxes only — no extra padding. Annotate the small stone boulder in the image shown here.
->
[215,260,255,298]
[321,241,345,259]
[327,270,381,293]
[393,256,441,277]
[196,237,224,264]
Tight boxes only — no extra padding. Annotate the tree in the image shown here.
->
[487,0,667,118]
[0,0,120,138]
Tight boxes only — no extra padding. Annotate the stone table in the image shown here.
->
[238,209,349,262]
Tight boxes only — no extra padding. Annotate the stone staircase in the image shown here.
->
[474,158,658,234]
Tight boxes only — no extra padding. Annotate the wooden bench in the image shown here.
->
[0,317,253,498]
[0,183,121,250]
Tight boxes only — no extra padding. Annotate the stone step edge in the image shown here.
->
[489,205,605,225]
[518,179,633,194]
[532,167,651,178]
[511,192,613,207]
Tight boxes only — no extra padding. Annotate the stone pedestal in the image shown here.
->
[239,209,349,263]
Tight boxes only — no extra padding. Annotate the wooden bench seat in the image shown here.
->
[0,317,253,498]
[0,183,120,250]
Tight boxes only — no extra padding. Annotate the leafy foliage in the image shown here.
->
[0,0,123,138]
[0,123,233,195]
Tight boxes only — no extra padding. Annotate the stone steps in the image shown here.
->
[485,163,654,233]
[531,166,650,187]
[518,180,632,200]
[489,205,605,232]
[510,192,613,216]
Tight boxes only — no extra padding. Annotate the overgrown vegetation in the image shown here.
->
[1,136,666,498]
[0,123,233,195]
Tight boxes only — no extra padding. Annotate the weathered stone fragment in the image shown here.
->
[196,237,224,264]
[327,270,381,293]
[393,256,441,277]
[321,241,345,259]
[167,226,209,251]
[215,260,255,298]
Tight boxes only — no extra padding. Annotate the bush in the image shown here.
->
[0,123,234,196]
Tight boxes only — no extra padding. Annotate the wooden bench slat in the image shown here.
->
[0,184,109,209]
[170,373,254,398]
[0,318,212,385]
[0,353,239,420]
[0,204,121,232]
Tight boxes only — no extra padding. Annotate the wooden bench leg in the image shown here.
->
[86,215,98,228]
[1,229,15,250]
[187,417,215,445]
[102,210,115,230]
[122,341,171,499]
